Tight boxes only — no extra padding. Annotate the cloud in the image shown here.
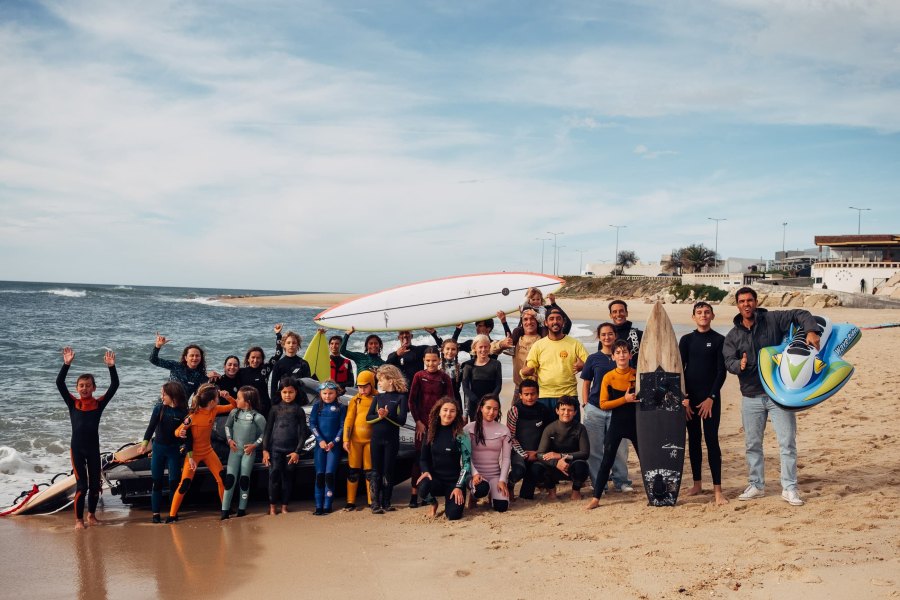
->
[633,144,677,159]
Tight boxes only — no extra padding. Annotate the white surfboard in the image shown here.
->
[314,272,565,332]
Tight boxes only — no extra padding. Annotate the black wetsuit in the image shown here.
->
[419,424,468,521]
[56,363,119,520]
[506,401,554,499]
[144,402,188,515]
[386,332,443,384]
[215,374,241,404]
[460,358,503,420]
[602,320,643,367]
[451,321,513,356]
[532,420,590,491]
[263,402,309,505]
[149,347,208,399]
[679,329,727,485]
[366,391,408,509]
[270,354,312,403]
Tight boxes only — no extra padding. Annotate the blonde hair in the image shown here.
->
[283,331,302,346]
[526,287,544,303]
[375,364,408,393]
[471,334,491,352]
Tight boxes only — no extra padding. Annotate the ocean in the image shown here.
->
[0,279,707,509]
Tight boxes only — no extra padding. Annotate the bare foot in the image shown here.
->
[268,505,277,515]
[429,502,438,518]
[281,504,290,514]
[683,483,703,497]
[86,514,100,526]
[546,488,557,501]
[75,519,86,530]
[584,498,600,511]
[713,487,729,506]
[570,489,582,501]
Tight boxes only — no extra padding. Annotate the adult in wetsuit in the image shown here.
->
[418,398,472,521]
[506,380,554,500]
[221,386,266,519]
[386,329,443,384]
[532,396,590,500]
[269,328,312,402]
[679,302,728,505]
[606,300,643,368]
[150,334,208,399]
[57,347,118,529]
[309,381,347,515]
[262,377,309,514]
[239,342,280,416]
[142,381,188,523]
[211,356,241,403]
[366,365,408,513]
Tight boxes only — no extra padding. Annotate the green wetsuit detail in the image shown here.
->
[223,408,267,511]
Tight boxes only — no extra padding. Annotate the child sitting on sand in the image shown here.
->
[57,346,118,529]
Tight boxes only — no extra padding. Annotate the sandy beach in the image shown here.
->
[2,297,898,599]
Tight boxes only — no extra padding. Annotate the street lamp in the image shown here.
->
[609,225,626,275]
[848,206,870,235]
[535,237,550,273]
[708,217,726,272]
[556,246,566,276]
[576,249,586,275]
[547,231,563,276]
[782,222,788,270]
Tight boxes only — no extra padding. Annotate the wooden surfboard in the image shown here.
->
[635,302,686,507]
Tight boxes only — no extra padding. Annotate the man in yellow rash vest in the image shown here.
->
[342,371,376,510]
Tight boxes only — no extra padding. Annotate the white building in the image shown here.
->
[812,235,900,294]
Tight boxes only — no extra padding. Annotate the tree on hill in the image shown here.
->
[615,250,639,275]
[663,244,718,274]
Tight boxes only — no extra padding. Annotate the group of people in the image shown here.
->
[57,286,817,528]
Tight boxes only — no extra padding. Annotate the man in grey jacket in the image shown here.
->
[723,287,821,506]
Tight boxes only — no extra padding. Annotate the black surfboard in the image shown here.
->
[635,303,686,507]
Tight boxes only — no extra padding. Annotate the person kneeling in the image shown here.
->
[417,398,471,520]
[530,396,590,500]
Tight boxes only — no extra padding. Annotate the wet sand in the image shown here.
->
[3,300,899,599]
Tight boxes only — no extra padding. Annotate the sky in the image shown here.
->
[1,0,898,292]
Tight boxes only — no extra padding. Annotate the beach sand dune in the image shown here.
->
[2,301,898,599]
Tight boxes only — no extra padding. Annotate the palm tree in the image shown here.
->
[615,250,639,275]
[664,244,717,274]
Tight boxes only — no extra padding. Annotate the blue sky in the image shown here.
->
[1,0,898,292]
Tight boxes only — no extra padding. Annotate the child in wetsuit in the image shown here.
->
[169,383,236,522]
[343,371,376,510]
[269,327,312,401]
[141,381,188,523]
[56,346,118,529]
[366,364,408,513]
[221,386,266,519]
[262,377,309,515]
[310,380,347,515]
[418,397,472,521]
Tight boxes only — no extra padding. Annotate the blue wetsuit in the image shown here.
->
[309,400,347,511]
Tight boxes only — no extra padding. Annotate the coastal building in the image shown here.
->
[812,235,900,294]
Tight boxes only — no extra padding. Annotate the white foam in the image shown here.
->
[42,288,87,298]
[0,446,37,475]
[162,296,223,306]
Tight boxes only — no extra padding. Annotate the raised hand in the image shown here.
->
[274,323,283,334]
[62,346,75,365]
[348,326,356,335]
[547,293,556,304]
[496,310,506,322]
[155,332,168,348]
[104,350,116,367]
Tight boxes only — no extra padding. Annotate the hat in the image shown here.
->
[356,370,376,387]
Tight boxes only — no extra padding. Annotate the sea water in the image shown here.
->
[0,279,706,508]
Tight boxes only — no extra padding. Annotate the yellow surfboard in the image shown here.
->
[303,330,331,382]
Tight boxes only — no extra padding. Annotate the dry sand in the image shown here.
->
[2,298,899,599]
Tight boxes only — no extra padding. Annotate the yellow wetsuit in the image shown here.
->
[343,392,374,505]
[169,397,236,518]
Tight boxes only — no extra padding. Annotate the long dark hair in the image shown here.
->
[473,394,501,446]
[238,385,260,411]
[243,346,265,367]
[426,397,464,444]
[180,344,207,372]
[161,381,188,411]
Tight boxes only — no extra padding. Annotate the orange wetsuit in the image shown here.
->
[169,396,236,518]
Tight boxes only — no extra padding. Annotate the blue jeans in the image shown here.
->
[150,442,183,515]
[583,403,630,489]
[741,395,798,492]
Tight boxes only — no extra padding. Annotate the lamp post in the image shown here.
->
[848,206,870,235]
[576,249,586,275]
[782,222,788,270]
[609,225,626,275]
[708,217,726,272]
[556,246,566,276]
[535,237,550,273]
[547,231,563,276]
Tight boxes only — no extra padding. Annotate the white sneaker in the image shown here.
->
[782,489,804,506]
[738,485,765,501]
[618,484,634,493]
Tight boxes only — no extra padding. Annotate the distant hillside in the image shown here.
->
[557,276,676,299]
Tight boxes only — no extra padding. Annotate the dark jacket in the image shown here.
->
[723,307,819,397]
